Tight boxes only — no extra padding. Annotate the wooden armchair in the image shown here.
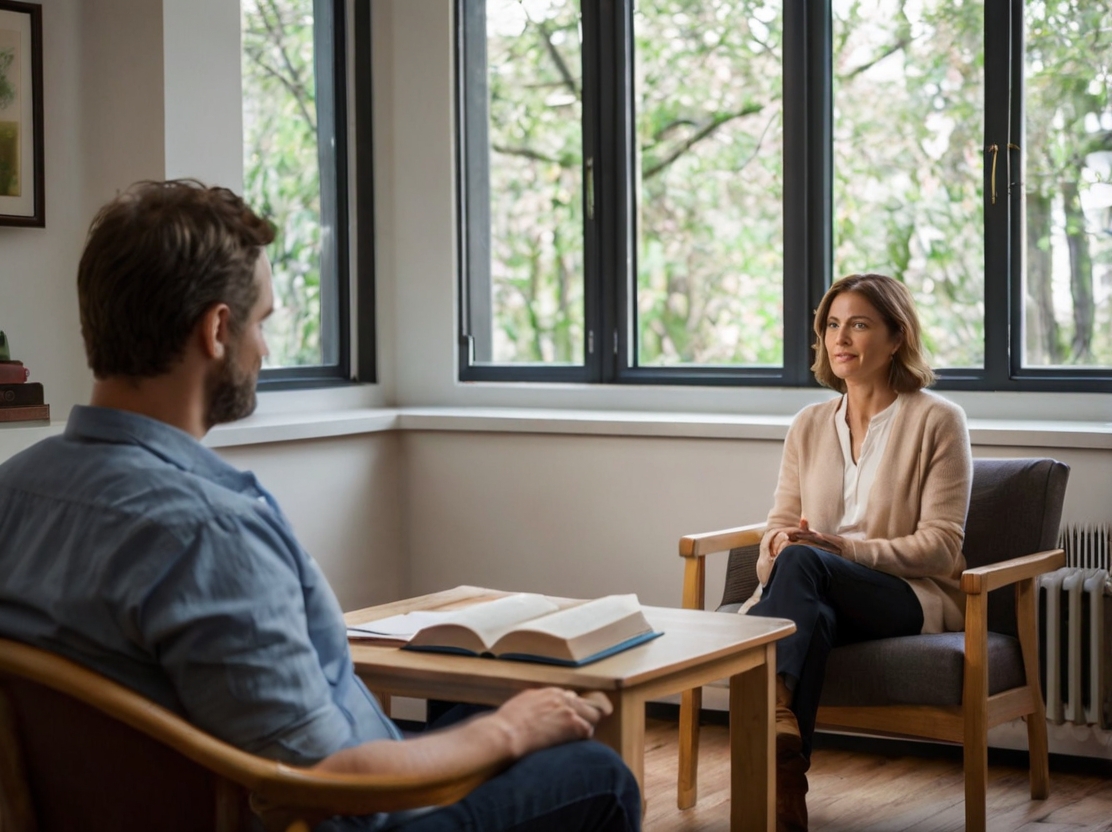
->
[677,457,1069,832]
[0,638,501,832]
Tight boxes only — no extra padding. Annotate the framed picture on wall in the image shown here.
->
[0,0,42,227]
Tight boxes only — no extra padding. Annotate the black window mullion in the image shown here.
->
[597,0,633,385]
[581,0,606,383]
[1007,0,1025,384]
[981,0,1014,388]
[782,0,830,387]
[805,0,832,384]
[354,0,376,383]
[457,0,494,376]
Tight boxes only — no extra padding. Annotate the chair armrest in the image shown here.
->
[960,549,1065,595]
[679,523,766,558]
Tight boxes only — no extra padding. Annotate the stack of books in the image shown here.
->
[0,332,50,424]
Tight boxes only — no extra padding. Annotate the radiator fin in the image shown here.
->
[1038,566,1112,729]
[1057,523,1112,571]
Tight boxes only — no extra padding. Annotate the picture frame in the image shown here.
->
[0,0,42,227]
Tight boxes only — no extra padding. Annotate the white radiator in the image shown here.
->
[1038,524,1112,729]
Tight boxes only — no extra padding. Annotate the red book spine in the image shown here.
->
[0,362,29,384]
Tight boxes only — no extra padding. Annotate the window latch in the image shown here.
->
[585,156,595,220]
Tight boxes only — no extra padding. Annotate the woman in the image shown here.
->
[748,273,972,832]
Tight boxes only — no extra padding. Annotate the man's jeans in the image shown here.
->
[383,739,641,831]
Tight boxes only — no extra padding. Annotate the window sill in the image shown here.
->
[2,404,1109,459]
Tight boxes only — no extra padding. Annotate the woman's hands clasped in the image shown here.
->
[758,518,847,585]
[787,518,845,556]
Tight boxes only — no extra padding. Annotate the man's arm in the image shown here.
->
[314,688,612,777]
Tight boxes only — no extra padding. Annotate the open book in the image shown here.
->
[349,593,661,667]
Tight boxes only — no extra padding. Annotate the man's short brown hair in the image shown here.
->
[77,180,275,379]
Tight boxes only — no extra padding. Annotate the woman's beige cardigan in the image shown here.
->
[760,390,973,634]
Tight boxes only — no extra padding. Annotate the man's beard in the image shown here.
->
[204,342,258,428]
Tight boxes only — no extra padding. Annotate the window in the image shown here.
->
[458,0,1112,391]
[242,0,365,384]
[1022,0,1112,373]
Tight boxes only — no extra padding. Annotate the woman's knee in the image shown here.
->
[771,544,829,577]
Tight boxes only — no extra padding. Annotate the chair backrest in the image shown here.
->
[0,644,249,832]
[963,458,1069,635]
[0,638,500,832]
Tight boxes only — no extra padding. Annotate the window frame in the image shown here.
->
[456,0,1112,392]
[254,0,376,389]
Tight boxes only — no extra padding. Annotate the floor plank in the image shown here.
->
[643,717,1112,832]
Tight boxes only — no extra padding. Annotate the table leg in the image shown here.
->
[370,690,391,718]
[593,692,646,815]
[678,685,701,808]
[730,643,775,832]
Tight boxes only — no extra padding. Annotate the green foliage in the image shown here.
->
[482,0,1112,371]
[485,0,585,363]
[241,0,323,368]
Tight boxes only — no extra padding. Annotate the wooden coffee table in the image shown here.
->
[345,586,795,832]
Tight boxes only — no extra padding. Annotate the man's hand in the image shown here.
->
[491,687,613,759]
[314,687,613,777]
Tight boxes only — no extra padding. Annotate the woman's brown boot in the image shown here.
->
[775,675,802,758]
[775,676,808,830]
[776,755,809,832]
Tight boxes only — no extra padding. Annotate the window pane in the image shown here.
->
[242,0,327,368]
[477,0,584,365]
[833,0,985,370]
[634,0,783,367]
[1023,2,1112,369]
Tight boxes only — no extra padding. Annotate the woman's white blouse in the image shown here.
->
[833,394,903,540]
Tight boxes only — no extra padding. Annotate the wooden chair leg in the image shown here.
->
[1026,712,1050,799]
[677,686,701,810]
[963,730,988,832]
[1017,576,1050,800]
[963,592,989,832]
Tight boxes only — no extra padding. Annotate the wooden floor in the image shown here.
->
[642,717,1112,832]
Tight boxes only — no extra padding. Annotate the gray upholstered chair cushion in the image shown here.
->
[818,633,1027,707]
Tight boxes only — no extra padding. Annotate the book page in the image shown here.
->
[347,610,454,641]
[504,594,642,640]
[408,593,560,652]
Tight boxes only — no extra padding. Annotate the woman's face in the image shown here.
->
[823,290,902,389]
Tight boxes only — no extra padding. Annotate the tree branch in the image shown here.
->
[491,144,573,167]
[249,0,317,133]
[642,104,764,180]
[528,16,579,100]
[841,37,910,80]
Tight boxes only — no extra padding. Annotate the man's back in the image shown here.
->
[0,405,398,764]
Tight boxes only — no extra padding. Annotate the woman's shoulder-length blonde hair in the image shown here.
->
[811,273,936,394]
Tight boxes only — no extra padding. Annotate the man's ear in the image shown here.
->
[197,303,233,361]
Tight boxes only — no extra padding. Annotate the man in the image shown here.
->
[0,180,641,831]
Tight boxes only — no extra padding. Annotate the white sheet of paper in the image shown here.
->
[346,610,454,640]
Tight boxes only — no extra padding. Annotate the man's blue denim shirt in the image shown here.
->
[0,405,400,764]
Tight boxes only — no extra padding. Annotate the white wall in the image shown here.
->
[219,433,403,611]
[162,0,242,186]
[402,430,1112,609]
